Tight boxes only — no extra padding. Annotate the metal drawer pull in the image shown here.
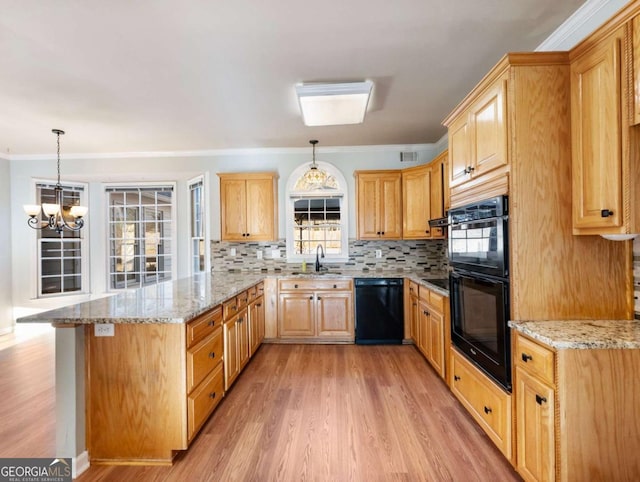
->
[454,375,460,381]
[209,392,216,399]
[294,284,299,288]
[484,406,492,414]
[209,352,216,358]
[521,353,532,362]
[536,394,547,405]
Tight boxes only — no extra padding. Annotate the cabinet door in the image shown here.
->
[471,78,508,178]
[223,317,240,390]
[448,115,472,188]
[316,291,353,338]
[417,299,430,358]
[402,167,431,239]
[571,29,623,229]
[245,178,275,241]
[429,152,447,239]
[515,367,555,482]
[379,174,403,239]
[278,292,315,337]
[356,175,381,239]
[428,308,445,378]
[220,179,247,241]
[248,297,264,356]
[410,293,419,343]
[237,308,250,370]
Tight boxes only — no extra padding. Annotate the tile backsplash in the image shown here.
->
[211,239,448,274]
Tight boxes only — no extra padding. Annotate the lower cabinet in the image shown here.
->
[277,278,354,342]
[413,284,446,380]
[223,306,249,391]
[248,287,265,357]
[450,348,512,461]
[512,331,640,481]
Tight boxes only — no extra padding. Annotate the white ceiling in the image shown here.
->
[1,0,586,156]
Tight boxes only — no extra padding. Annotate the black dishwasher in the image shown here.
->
[354,278,404,344]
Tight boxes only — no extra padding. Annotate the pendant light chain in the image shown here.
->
[56,130,62,188]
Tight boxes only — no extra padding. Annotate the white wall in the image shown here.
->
[10,145,439,314]
[0,157,13,334]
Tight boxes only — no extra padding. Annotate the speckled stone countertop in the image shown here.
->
[17,270,449,325]
[509,320,640,349]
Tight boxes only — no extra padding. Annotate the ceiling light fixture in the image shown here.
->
[295,81,373,126]
[23,129,87,233]
[301,140,328,189]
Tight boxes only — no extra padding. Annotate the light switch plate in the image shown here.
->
[95,324,115,337]
[375,249,382,258]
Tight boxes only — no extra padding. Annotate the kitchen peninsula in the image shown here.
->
[17,270,449,468]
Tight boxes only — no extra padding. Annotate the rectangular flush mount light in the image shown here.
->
[295,81,373,126]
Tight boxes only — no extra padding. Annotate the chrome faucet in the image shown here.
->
[315,244,325,272]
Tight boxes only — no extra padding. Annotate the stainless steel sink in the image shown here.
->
[290,271,342,276]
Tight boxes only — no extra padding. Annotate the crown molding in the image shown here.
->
[7,143,437,161]
[536,0,628,51]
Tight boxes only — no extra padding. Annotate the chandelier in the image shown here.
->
[301,140,329,189]
[23,129,87,233]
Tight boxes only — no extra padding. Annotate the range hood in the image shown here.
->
[428,216,449,228]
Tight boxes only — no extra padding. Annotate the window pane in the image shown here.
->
[62,275,82,293]
[41,277,61,295]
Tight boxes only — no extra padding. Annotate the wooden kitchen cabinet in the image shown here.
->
[415,285,446,380]
[218,172,278,241]
[278,278,354,342]
[402,165,431,239]
[632,13,640,125]
[354,171,402,240]
[85,304,224,463]
[248,283,265,357]
[512,330,640,481]
[223,290,250,390]
[445,74,507,194]
[429,150,449,239]
[405,280,419,341]
[451,348,512,461]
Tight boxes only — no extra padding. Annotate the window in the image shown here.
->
[106,185,175,290]
[286,162,348,262]
[36,182,88,297]
[188,176,207,274]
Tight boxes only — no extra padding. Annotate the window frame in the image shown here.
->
[104,182,177,291]
[285,161,349,263]
[33,179,90,298]
[187,174,210,275]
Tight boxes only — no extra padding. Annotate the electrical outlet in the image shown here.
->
[256,250,263,260]
[94,323,114,337]
[230,247,237,257]
[375,249,382,258]
[272,248,281,259]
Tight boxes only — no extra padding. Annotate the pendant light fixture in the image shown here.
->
[23,129,87,233]
[301,139,329,190]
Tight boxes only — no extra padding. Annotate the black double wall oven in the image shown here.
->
[448,195,512,391]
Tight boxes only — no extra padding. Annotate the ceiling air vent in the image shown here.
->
[400,152,417,162]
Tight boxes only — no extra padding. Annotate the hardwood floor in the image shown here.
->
[78,344,520,481]
[0,331,56,458]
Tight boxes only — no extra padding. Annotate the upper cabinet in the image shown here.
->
[446,75,508,194]
[401,164,431,239]
[570,10,640,236]
[355,171,403,240]
[218,173,278,241]
[429,151,449,238]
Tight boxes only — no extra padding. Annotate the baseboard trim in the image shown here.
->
[73,451,90,479]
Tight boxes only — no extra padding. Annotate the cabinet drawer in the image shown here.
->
[247,285,257,302]
[186,305,222,348]
[451,349,512,460]
[237,290,249,309]
[427,291,445,313]
[256,282,264,297]
[408,281,419,297]
[279,279,352,291]
[187,327,223,393]
[514,333,555,386]
[223,297,239,320]
[187,363,223,441]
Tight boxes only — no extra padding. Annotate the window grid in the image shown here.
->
[36,183,86,296]
[107,186,174,290]
[189,179,206,273]
[293,198,342,255]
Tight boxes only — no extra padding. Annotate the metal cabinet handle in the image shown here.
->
[309,296,313,300]
[521,353,532,362]
[209,392,217,399]
[536,394,547,405]
[601,209,614,217]
[333,284,337,289]
[484,406,492,414]
[294,284,299,288]
[454,375,460,381]
[209,352,216,358]
[208,320,215,327]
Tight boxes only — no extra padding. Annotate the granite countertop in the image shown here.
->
[509,319,640,349]
[17,270,449,325]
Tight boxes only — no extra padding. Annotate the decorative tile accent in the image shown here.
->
[211,239,448,274]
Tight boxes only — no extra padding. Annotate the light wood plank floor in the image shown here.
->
[0,333,521,481]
